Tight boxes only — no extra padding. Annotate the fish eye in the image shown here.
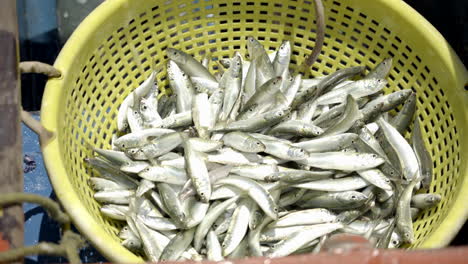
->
[274,207,278,212]
[392,240,398,245]
[351,195,357,199]
[222,243,227,248]
[371,154,377,158]
[142,105,147,110]
[121,144,126,148]
[182,73,186,77]
[200,192,205,197]
[134,111,138,115]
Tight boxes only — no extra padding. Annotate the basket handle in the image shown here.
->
[19,61,61,146]
[21,109,55,146]
[19,61,61,77]
[297,0,325,73]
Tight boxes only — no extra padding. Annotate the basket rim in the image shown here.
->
[41,0,468,262]
[41,0,142,262]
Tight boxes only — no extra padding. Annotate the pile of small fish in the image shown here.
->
[85,36,441,261]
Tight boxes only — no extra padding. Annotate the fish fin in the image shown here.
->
[146,135,158,142]
[197,150,209,160]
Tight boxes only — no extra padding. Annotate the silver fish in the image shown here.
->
[159,228,195,261]
[266,222,343,257]
[298,191,368,210]
[411,117,433,189]
[140,94,163,128]
[396,175,420,243]
[293,176,370,192]
[157,183,187,228]
[222,131,266,153]
[271,208,337,227]
[365,58,393,79]
[239,77,282,120]
[188,137,223,152]
[192,93,213,139]
[184,138,211,202]
[219,54,242,121]
[259,139,309,161]
[191,76,219,95]
[101,204,129,220]
[89,177,128,191]
[139,165,188,185]
[206,229,224,261]
[94,189,135,204]
[140,132,184,159]
[293,133,358,153]
[194,196,239,251]
[315,79,387,106]
[410,193,441,209]
[215,175,278,219]
[269,120,323,137]
[297,151,384,171]
[318,95,361,137]
[230,164,278,181]
[114,128,175,150]
[167,48,216,82]
[167,60,196,113]
[222,199,251,256]
[378,117,419,180]
[117,71,157,131]
[390,92,417,134]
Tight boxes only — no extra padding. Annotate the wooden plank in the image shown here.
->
[0,0,18,35]
[0,0,24,260]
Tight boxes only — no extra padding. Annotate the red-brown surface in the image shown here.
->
[0,232,10,252]
[153,235,468,264]
[154,246,468,264]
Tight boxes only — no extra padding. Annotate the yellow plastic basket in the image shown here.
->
[41,0,468,262]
